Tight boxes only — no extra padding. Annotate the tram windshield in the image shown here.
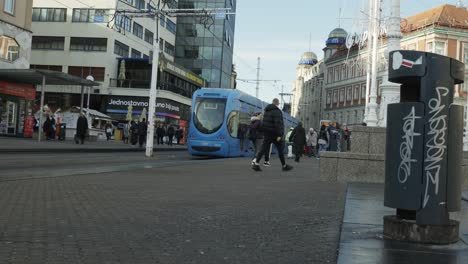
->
[194,98,227,134]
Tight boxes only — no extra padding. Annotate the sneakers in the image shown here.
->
[263,161,271,167]
[252,162,262,171]
[282,164,293,171]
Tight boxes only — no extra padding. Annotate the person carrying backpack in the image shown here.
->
[249,112,263,157]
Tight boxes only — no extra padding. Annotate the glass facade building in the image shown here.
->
[176,0,236,88]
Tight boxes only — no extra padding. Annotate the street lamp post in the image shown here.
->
[86,75,94,120]
[146,3,161,157]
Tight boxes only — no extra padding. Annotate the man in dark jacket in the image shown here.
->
[167,126,175,146]
[252,98,293,171]
[138,118,148,148]
[289,122,306,162]
[156,124,164,145]
[75,112,88,144]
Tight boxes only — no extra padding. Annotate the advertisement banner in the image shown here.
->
[106,96,182,119]
[0,81,36,100]
[23,116,34,138]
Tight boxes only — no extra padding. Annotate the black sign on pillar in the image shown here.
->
[385,50,465,226]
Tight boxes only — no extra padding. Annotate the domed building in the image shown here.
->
[298,51,318,66]
[291,52,324,130]
[324,28,348,60]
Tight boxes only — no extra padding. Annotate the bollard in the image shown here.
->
[383,50,465,244]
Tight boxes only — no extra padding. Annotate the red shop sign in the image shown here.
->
[0,81,36,100]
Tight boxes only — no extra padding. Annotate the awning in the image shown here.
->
[0,69,100,86]
[73,107,113,120]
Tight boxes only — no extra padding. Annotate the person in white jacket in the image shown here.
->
[306,128,318,157]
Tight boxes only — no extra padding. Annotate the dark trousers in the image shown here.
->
[255,135,285,166]
[138,135,146,147]
[168,135,173,146]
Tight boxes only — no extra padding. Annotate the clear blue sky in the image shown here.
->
[233,0,452,104]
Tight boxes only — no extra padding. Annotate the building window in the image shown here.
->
[68,66,105,82]
[334,66,340,82]
[70,37,107,52]
[159,38,164,51]
[32,8,67,22]
[114,40,129,57]
[165,42,175,56]
[346,87,352,101]
[333,90,338,103]
[353,86,359,100]
[326,92,332,104]
[72,9,109,23]
[3,0,14,14]
[0,36,19,62]
[32,36,65,50]
[30,65,63,72]
[160,14,165,27]
[166,19,176,34]
[144,29,154,44]
[135,0,145,9]
[426,41,446,55]
[115,14,132,32]
[131,49,141,58]
[339,89,345,102]
[327,68,333,84]
[132,22,143,39]
[361,84,366,99]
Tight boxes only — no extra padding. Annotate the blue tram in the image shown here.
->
[188,88,298,157]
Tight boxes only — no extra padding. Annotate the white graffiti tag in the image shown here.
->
[423,87,449,208]
[398,107,421,184]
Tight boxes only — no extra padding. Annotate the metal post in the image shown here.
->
[38,75,46,142]
[365,0,381,126]
[256,57,260,98]
[80,85,84,111]
[86,86,91,119]
[364,0,374,123]
[146,9,160,157]
[377,0,402,127]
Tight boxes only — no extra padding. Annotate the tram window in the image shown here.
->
[227,111,251,138]
[193,98,226,134]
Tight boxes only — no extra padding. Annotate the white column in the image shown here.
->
[38,75,46,142]
[363,0,374,123]
[146,11,161,157]
[378,0,402,127]
[464,102,468,151]
[365,0,381,126]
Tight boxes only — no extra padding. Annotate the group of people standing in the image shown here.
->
[317,122,351,157]
[121,121,184,148]
[156,124,184,146]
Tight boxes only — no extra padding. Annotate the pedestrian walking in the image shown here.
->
[317,124,329,158]
[306,128,318,157]
[44,115,56,140]
[138,118,147,148]
[167,125,175,146]
[105,123,112,141]
[130,121,138,145]
[123,122,130,144]
[156,124,165,145]
[75,112,88,144]
[252,98,293,172]
[285,127,294,159]
[248,112,263,157]
[175,127,183,145]
[289,122,306,163]
[327,122,340,152]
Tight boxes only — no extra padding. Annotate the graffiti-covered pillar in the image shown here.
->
[383,50,465,244]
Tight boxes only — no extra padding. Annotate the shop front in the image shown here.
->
[105,95,190,126]
[0,81,35,137]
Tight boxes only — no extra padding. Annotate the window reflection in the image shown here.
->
[0,36,20,62]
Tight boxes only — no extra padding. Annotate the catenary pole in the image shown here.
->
[38,75,46,142]
[365,0,381,126]
[364,0,374,123]
[146,2,161,157]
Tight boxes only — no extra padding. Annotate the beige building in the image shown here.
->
[321,4,468,125]
[0,0,33,69]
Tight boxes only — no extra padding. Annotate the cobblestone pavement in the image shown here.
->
[0,153,346,263]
